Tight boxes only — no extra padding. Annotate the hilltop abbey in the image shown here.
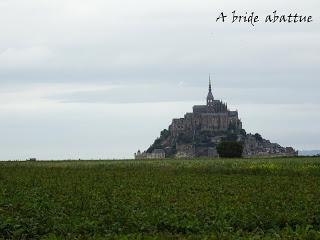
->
[170,78,242,137]
[135,77,297,159]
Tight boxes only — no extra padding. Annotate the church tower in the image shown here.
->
[206,75,214,107]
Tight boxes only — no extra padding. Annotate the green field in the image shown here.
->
[1,157,320,239]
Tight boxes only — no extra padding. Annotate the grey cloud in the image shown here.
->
[0,0,319,89]
[47,84,320,105]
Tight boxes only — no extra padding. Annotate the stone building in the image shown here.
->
[135,149,165,159]
[169,78,242,137]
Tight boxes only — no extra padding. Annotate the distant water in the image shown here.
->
[299,150,320,156]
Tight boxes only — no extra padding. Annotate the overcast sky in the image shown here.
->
[0,0,319,160]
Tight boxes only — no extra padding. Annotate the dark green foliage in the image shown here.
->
[1,157,320,239]
[254,133,263,142]
[217,141,243,158]
[240,129,246,136]
[154,138,161,144]
[147,129,170,153]
[160,129,170,139]
[147,138,162,153]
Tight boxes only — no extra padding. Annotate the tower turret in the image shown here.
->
[206,75,214,107]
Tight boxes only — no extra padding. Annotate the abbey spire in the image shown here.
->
[207,74,214,106]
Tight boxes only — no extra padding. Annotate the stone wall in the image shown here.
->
[135,149,166,159]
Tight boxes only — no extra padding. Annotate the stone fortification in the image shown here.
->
[135,78,297,159]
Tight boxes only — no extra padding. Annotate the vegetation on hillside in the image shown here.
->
[217,141,244,158]
[146,127,248,157]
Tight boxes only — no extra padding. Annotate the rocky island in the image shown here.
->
[135,78,297,159]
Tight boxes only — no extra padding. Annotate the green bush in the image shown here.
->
[254,133,263,142]
[216,141,243,158]
[240,129,247,136]
[160,129,170,139]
